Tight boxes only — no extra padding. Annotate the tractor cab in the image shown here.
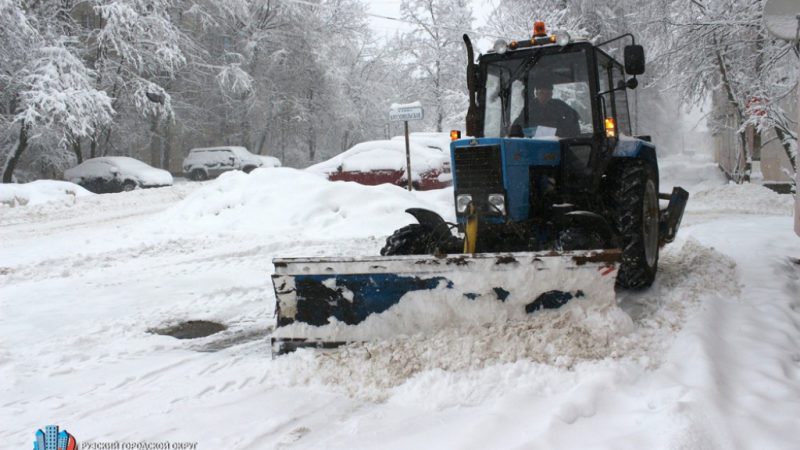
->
[452,23,651,240]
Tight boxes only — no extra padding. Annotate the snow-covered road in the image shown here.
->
[1,160,799,449]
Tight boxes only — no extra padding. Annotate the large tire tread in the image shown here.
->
[605,160,659,289]
[380,224,462,256]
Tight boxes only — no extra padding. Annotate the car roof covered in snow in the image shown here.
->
[307,139,448,175]
[189,146,253,157]
[389,132,452,153]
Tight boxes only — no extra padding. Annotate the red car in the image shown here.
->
[308,138,452,190]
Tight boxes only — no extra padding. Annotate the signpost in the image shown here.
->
[390,102,424,191]
[764,0,800,236]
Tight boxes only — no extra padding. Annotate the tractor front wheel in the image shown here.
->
[380,224,462,256]
[605,160,660,289]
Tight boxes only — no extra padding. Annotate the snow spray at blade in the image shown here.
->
[270,250,620,354]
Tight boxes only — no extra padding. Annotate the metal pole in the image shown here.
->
[405,121,412,191]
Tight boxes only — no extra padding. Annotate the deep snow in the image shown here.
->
[1,155,799,449]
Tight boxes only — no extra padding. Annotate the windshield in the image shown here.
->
[483,49,593,138]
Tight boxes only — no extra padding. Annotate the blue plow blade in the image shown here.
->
[270,249,621,355]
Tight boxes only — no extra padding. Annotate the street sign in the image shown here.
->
[389,102,424,190]
[390,103,424,122]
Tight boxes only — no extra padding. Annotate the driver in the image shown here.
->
[513,79,580,137]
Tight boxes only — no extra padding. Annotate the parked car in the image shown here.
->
[258,155,282,168]
[182,146,269,181]
[306,139,451,190]
[390,132,452,153]
[63,157,173,194]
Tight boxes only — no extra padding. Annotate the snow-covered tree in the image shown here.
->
[396,0,474,132]
[4,45,114,182]
[654,0,797,182]
[83,0,187,166]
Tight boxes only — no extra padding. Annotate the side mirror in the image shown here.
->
[624,45,645,75]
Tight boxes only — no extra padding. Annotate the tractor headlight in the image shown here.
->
[488,193,506,214]
[456,194,473,213]
[554,31,571,46]
[492,39,508,54]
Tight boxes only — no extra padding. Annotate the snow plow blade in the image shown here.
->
[271,249,621,355]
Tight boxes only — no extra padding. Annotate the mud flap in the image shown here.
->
[271,249,621,355]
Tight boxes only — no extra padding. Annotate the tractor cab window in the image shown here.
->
[596,51,632,136]
[612,64,632,136]
[482,49,593,138]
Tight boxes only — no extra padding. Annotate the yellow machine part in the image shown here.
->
[464,203,478,254]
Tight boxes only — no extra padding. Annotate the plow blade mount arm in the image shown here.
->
[658,187,689,245]
[270,249,621,355]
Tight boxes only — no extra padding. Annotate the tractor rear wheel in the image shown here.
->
[380,224,462,256]
[605,160,660,289]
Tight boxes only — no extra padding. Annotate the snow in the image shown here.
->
[0,180,93,207]
[64,156,173,187]
[306,139,449,175]
[1,154,800,448]
[390,132,452,153]
[160,168,451,239]
[390,101,422,110]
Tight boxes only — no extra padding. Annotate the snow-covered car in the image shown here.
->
[258,155,282,168]
[182,146,265,181]
[307,139,451,190]
[63,157,173,194]
[390,132,452,153]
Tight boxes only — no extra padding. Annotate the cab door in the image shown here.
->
[589,50,632,188]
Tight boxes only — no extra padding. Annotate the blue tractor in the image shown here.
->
[270,24,688,354]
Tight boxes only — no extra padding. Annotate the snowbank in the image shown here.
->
[688,182,794,216]
[159,168,454,240]
[659,155,728,192]
[0,180,92,207]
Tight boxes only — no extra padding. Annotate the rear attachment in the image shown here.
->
[271,249,620,355]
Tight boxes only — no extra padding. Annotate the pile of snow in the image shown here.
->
[159,168,453,240]
[659,155,728,192]
[306,139,448,175]
[0,180,92,207]
[659,153,793,217]
[688,182,794,216]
